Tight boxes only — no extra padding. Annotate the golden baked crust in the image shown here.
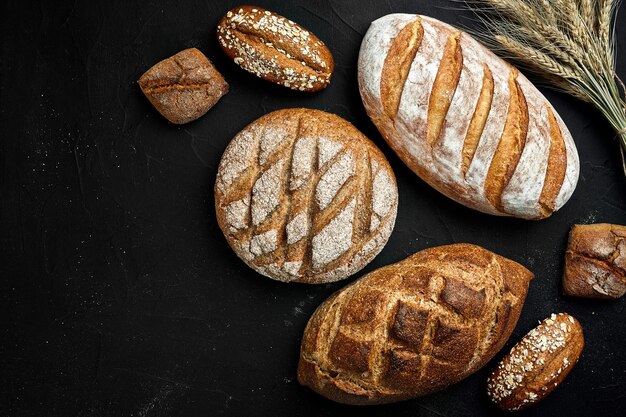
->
[217,6,334,92]
[358,14,579,219]
[563,223,626,299]
[138,48,228,124]
[488,313,584,411]
[298,243,533,404]
[214,108,398,284]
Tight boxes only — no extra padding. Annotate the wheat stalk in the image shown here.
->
[578,0,595,29]
[463,0,626,176]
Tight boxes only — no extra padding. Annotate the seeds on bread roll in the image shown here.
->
[298,244,533,404]
[217,6,334,92]
[214,108,398,284]
[563,223,626,299]
[358,14,579,219]
[487,313,584,411]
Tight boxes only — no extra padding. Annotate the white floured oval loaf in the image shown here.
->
[215,108,398,284]
[358,14,579,219]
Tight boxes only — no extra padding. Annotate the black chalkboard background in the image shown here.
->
[2,1,625,416]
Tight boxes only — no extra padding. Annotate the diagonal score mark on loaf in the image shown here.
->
[246,126,294,261]
[380,17,423,120]
[309,148,359,270]
[354,150,374,244]
[462,65,494,177]
[276,118,302,269]
[484,69,529,212]
[538,107,567,216]
[426,31,463,147]
[431,32,492,186]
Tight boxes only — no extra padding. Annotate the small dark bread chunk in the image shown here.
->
[563,223,626,299]
[487,313,584,411]
[138,48,228,124]
[217,6,334,92]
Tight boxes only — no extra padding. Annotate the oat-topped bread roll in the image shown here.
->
[214,109,398,284]
[563,223,626,299]
[298,244,533,404]
[358,14,579,219]
[217,6,334,92]
[488,313,584,411]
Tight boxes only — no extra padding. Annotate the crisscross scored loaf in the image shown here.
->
[215,109,398,283]
[298,244,533,404]
[358,14,579,219]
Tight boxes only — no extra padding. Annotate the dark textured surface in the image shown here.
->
[1,1,625,416]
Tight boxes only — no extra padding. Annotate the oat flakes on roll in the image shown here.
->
[217,6,334,92]
[487,313,584,411]
[298,244,533,404]
[214,108,398,284]
[358,14,579,219]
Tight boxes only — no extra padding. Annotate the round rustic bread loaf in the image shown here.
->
[214,108,398,284]
[298,243,533,404]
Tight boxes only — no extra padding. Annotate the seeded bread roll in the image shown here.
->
[298,244,533,404]
[138,48,228,124]
[214,108,398,284]
[563,223,626,299]
[217,6,334,92]
[358,14,579,219]
[487,313,584,411]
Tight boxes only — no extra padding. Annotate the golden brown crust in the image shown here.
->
[217,6,334,92]
[427,32,463,146]
[380,17,423,119]
[137,48,228,124]
[484,71,529,211]
[487,313,584,411]
[562,223,626,299]
[214,108,398,284]
[298,243,533,404]
[462,65,494,177]
[538,107,567,216]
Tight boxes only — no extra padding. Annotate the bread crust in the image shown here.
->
[487,313,584,411]
[214,108,398,284]
[138,48,228,124]
[358,14,579,219]
[298,243,533,404]
[563,223,626,299]
[217,6,334,92]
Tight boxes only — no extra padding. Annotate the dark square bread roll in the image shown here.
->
[138,48,228,124]
[563,223,626,299]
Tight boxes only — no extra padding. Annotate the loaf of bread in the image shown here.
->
[214,108,398,284]
[358,14,579,219]
[488,313,584,411]
[563,223,626,299]
[217,6,334,92]
[298,244,533,404]
[138,48,228,124]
